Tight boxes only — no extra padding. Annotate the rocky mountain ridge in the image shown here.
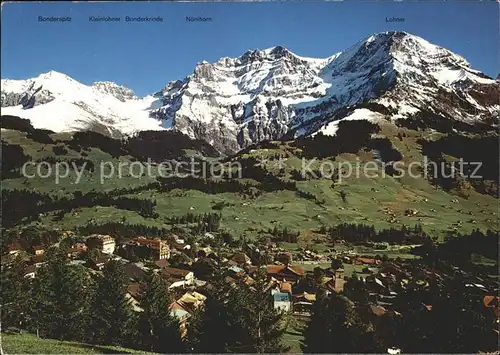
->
[2,31,498,153]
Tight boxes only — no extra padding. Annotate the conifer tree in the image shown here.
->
[302,287,332,353]
[136,272,184,353]
[0,256,32,330]
[189,271,288,353]
[187,276,235,353]
[243,270,289,353]
[90,260,133,346]
[302,292,378,353]
[32,247,93,341]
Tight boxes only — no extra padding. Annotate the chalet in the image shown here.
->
[177,291,206,313]
[227,259,239,267]
[23,264,36,278]
[32,245,45,255]
[128,237,170,260]
[273,292,291,312]
[228,265,245,275]
[171,242,190,252]
[266,264,305,283]
[154,259,171,269]
[30,254,47,267]
[94,255,110,270]
[171,309,190,338]
[126,283,144,312]
[224,275,237,286]
[162,266,194,289]
[7,243,22,255]
[358,304,402,326]
[484,295,499,308]
[230,252,252,266]
[280,282,292,294]
[170,252,193,267]
[67,243,88,258]
[293,292,316,314]
[323,268,345,293]
[245,265,259,275]
[170,301,186,312]
[122,262,147,281]
[354,257,382,266]
[380,264,407,278]
[299,250,327,261]
[87,235,116,254]
[168,302,191,338]
[162,266,193,281]
[327,278,345,293]
[275,252,293,265]
[294,292,316,304]
[241,275,255,286]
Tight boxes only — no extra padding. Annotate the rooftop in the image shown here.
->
[273,292,291,303]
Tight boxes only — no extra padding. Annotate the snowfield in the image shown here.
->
[313,109,386,136]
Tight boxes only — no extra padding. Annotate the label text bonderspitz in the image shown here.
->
[38,16,72,22]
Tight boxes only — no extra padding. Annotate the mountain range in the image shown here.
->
[1,31,498,154]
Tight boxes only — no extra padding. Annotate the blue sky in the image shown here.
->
[1,1,498,96]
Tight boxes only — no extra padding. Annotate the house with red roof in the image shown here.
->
[266,264,305,283]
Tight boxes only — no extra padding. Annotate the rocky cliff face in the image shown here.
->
[149,45,334,152]
[1,80,55,108]
[151,31,498,153]
[92,81,137,102]
[2,31,498,154]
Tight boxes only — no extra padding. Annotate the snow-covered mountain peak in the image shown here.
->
[2,70,80,96]
[1,71,163,135]
[325,30,471,76]
[37,69,72,80]
[240,45,295,61]
[2,31,498,154]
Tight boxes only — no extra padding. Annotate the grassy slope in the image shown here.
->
[2,124,498,241]
[1,333,155,354]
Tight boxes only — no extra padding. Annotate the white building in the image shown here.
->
[87,234,116,254]
[273,292,291,312]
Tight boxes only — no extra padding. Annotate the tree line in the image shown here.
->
[419,134,498,197]
[2,189,159,228]
[328,223,429,245]
[413,228,499,266]
[168,212,222,233]
[268,225,300,243]
[157,173,296,196]
[294,120,381,159]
